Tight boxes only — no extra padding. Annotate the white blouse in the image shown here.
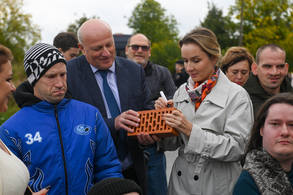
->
[0,140,29,195]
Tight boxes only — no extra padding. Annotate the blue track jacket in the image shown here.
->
[0,98,122,195]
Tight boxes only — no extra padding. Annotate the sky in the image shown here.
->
[23,0,235,44]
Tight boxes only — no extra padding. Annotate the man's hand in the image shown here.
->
[114,109,140,133]
[137,133,161,145]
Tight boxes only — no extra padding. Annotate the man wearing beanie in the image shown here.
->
[87,178,142,195]
[0,43,123,195]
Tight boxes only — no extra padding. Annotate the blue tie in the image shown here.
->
[99,70,128,160]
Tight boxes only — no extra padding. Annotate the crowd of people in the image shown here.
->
[1,18,293,195]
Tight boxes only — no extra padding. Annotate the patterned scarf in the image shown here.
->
[244,148,293,195]
[185,66,219,110]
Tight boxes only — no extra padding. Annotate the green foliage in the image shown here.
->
[200,2,238,50]
[279,32,293,72]
[0,0,41,63]
[228,0,293,70]
[128,0,179,43]
[150,41,181,72]
[127,0,180,71]
[0,0,40,124]
[67,14,98,35]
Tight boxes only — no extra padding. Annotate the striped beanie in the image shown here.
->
[23,43,66,87]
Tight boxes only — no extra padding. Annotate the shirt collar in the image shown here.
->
[89,60,116,74]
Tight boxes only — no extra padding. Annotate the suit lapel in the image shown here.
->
[115,57,129,113]
[77,56,107,116]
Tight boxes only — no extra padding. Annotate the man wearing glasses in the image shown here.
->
[126,33,177,195]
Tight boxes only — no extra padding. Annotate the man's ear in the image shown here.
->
[251,62,258,75]
[148,48,151,57]
[285,63,289,75]
[78,43,85,55]
[125,46,128,56]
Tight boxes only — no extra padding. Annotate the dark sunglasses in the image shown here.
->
[128,45,150,51]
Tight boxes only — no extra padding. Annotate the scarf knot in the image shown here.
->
[185,66,219,110]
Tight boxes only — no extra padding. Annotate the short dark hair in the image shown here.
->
[255,43,286,64]
[243,92,293,163]
[53,32,79,52]
[221,47,254,74]
[0,44,13,73]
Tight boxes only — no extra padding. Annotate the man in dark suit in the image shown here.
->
[66,19,156,195]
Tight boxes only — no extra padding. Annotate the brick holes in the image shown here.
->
[127,108,180,138]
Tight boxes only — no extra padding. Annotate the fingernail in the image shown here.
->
[45,185,51,190]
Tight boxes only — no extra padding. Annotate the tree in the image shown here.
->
[0,0,41,124]
[228,0,293,67]
[128,0,181,70]
[0,0,41,62]
[200,2,238,51]
[150,40,181,71]
[128,0,179,43]
[67,14,98,35]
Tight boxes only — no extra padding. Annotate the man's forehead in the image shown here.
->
[259,49,286,65]
[130,35,149,45]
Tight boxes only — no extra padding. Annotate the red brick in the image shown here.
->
[127,107,180,138]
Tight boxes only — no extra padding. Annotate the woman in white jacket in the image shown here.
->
[154,28,254,195]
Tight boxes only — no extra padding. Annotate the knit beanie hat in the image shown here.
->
[23,43,66,87]
[87,177,142,195]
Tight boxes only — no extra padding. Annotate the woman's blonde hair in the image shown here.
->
[179,27,221,65]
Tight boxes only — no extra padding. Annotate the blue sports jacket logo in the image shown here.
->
[74,124,92,135]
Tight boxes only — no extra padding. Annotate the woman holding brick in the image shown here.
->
[154,28,254,195]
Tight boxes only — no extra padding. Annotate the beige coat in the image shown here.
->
[161,71,253,195]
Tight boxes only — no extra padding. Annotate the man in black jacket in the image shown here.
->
[125,33,177,195]
[243,43,293,117]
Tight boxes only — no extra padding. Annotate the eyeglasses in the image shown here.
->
[128,45,150,52]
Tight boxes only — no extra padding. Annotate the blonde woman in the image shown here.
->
[155,28,254,195]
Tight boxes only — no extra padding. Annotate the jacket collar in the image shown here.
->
[244,73,293,96]
[176,70,230,108]
[205,70,230,108]
[31,98,70,113]
[144,61,153,76]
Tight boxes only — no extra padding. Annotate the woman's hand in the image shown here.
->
[32,185,50,195]
[163,110,193,137]
[155,97,174,109]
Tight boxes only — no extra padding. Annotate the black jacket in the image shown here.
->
[243,73,293,116]
[144,61,177,108]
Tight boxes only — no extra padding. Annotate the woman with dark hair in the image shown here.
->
[154,28,254,195]
[0,44,49,195]
[221,47,254,86]
[233,92,293,195]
